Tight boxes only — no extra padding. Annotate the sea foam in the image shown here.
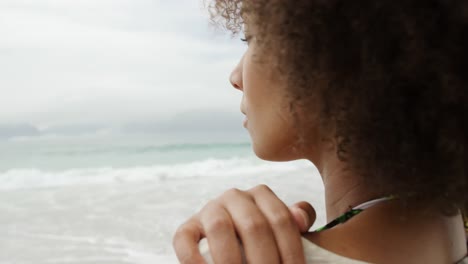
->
[0,157,312,190]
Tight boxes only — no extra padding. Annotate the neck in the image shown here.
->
[310,145,380,222]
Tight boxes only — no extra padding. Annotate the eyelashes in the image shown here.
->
[240,36,253,44]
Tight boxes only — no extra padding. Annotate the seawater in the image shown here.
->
[0,135,253,171]
[0,134,325,263]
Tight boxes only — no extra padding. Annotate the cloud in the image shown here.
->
[0,0,245,127]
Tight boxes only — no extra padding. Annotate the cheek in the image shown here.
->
[245,92,300,160]
[241,52,302,161]
[250,110,300,161]
[242,55,272,117]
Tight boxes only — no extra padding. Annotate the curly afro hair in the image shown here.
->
[206,0,467,217]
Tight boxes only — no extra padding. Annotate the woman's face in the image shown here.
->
[229,39,301,161]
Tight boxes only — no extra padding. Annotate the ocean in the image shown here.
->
[0,134,325,264]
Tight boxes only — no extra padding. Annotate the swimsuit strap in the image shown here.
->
[314,195,395,232]
[463,214,468,248]
[463,214,468,233]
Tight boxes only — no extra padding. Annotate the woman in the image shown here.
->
[173,0,467,263]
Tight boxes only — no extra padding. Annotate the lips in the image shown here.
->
[241,108,248,127]
[240,104,248,127]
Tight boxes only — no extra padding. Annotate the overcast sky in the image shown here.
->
[0,0,246,132]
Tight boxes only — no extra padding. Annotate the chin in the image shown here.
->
[251,141,302,162]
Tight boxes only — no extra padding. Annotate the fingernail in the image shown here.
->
[293,207,309,231]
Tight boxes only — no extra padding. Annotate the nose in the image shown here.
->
[229,54,244,91]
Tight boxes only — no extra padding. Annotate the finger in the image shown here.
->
[289,201,317,233]
[221,188,281,264]
[249,185,306,264]
[200,201,243,264]
[173,217,207,264]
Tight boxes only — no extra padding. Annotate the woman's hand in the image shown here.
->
[172,184,316,264]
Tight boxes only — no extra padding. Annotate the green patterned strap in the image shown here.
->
[314,209,363,232]
[314,196,396,232]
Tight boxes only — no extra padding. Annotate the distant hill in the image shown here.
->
[122,110,246,134]
[0,124,40,139]
[0,110,247,140]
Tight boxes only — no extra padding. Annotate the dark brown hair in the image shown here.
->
[207,0,467,216]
